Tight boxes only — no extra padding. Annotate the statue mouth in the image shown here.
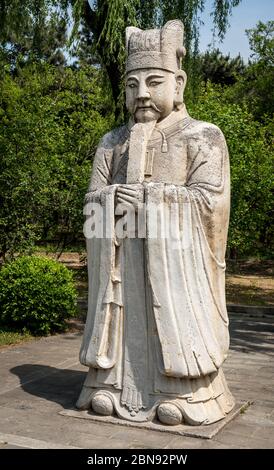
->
[135,106,160,113]
[135,102,161,113]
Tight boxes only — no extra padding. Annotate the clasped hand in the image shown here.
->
[116,184,144,211]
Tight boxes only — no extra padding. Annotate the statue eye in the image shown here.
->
[128,83,137,89]
[149,81,161,87]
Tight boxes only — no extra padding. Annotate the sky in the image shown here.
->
[199,0,274,61]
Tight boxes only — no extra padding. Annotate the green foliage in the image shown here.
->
[199,49,245,86]
[188,22,274,256]
[228,21,274,121]
[0,326,33,347]
[0,0,70,68]
[79,0,242,116]
[0,63,114,259]
[0,1,244,119]
[246,20,274,66]
[0,256,77,335]
[0,6,272,261]
[188,83,274,257]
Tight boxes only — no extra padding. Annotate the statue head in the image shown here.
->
[125,20,187,123]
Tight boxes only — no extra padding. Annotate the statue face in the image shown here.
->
[126,68,178,123]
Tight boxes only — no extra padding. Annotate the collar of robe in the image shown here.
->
[127,105,189,153]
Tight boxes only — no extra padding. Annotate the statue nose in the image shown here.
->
[137,83,150,100]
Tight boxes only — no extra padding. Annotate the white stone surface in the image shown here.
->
[78,19,235,426]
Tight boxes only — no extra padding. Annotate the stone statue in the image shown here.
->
[76,20,235,426]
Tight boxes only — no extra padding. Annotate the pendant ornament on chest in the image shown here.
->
[144,148,156,177]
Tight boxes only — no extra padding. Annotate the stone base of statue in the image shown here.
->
[76,368,235,426]
[60,401,248,440]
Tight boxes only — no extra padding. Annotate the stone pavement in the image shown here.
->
[0,312,273,449]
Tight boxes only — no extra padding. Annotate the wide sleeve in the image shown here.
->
[145,122,231,379]
[80,131,123,372]
[86,132,114,196]
[185,123,230,260]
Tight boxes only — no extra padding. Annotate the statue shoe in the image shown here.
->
[157,402,183,426]
[91,391,114,416]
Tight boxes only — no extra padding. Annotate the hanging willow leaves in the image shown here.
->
[74,0,242,118]
[0,0,243,113]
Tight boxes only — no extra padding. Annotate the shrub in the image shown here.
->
[188,82,274,258]
[0,63,114,260]
[0,256,77,335]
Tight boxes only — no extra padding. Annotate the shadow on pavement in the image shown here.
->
[229,314,274,355]
[9,315,274,409]
[10,364,86,409]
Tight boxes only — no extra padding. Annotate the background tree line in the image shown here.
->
[0,1,273,260]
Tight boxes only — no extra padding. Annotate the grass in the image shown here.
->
[0,256,272,348]
[33,242,86,254]
[0,327,35,348]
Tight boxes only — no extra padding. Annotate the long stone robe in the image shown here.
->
[77,107,235,425]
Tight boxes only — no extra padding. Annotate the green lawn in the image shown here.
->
[0,327,34,348]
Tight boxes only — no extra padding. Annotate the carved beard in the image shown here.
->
[133,101,161,123]
[127,120,157,183]
[133,101,161,114]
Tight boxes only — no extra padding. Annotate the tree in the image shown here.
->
[188,83,274,258]
[199,49,245,86]
[229,21,274,121]
[0,0,243,116]
[73,0,242,117]
[0,63,114,260]
[247,20,274,66]
[0,1,70,69]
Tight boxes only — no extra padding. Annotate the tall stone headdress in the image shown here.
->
[126,20,186,73]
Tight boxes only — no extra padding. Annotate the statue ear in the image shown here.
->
[174,70,187,107]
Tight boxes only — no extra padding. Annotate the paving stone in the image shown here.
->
[252,426,274,441]
[1,314,273,449]
[68,433,136,449]
[110,429,174,448]
[163,437,203,449]
[2,444,28,449]
[200,440,239,449]
[214,430,274,449]
[240,409,274,427]
[222,420,257,437]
